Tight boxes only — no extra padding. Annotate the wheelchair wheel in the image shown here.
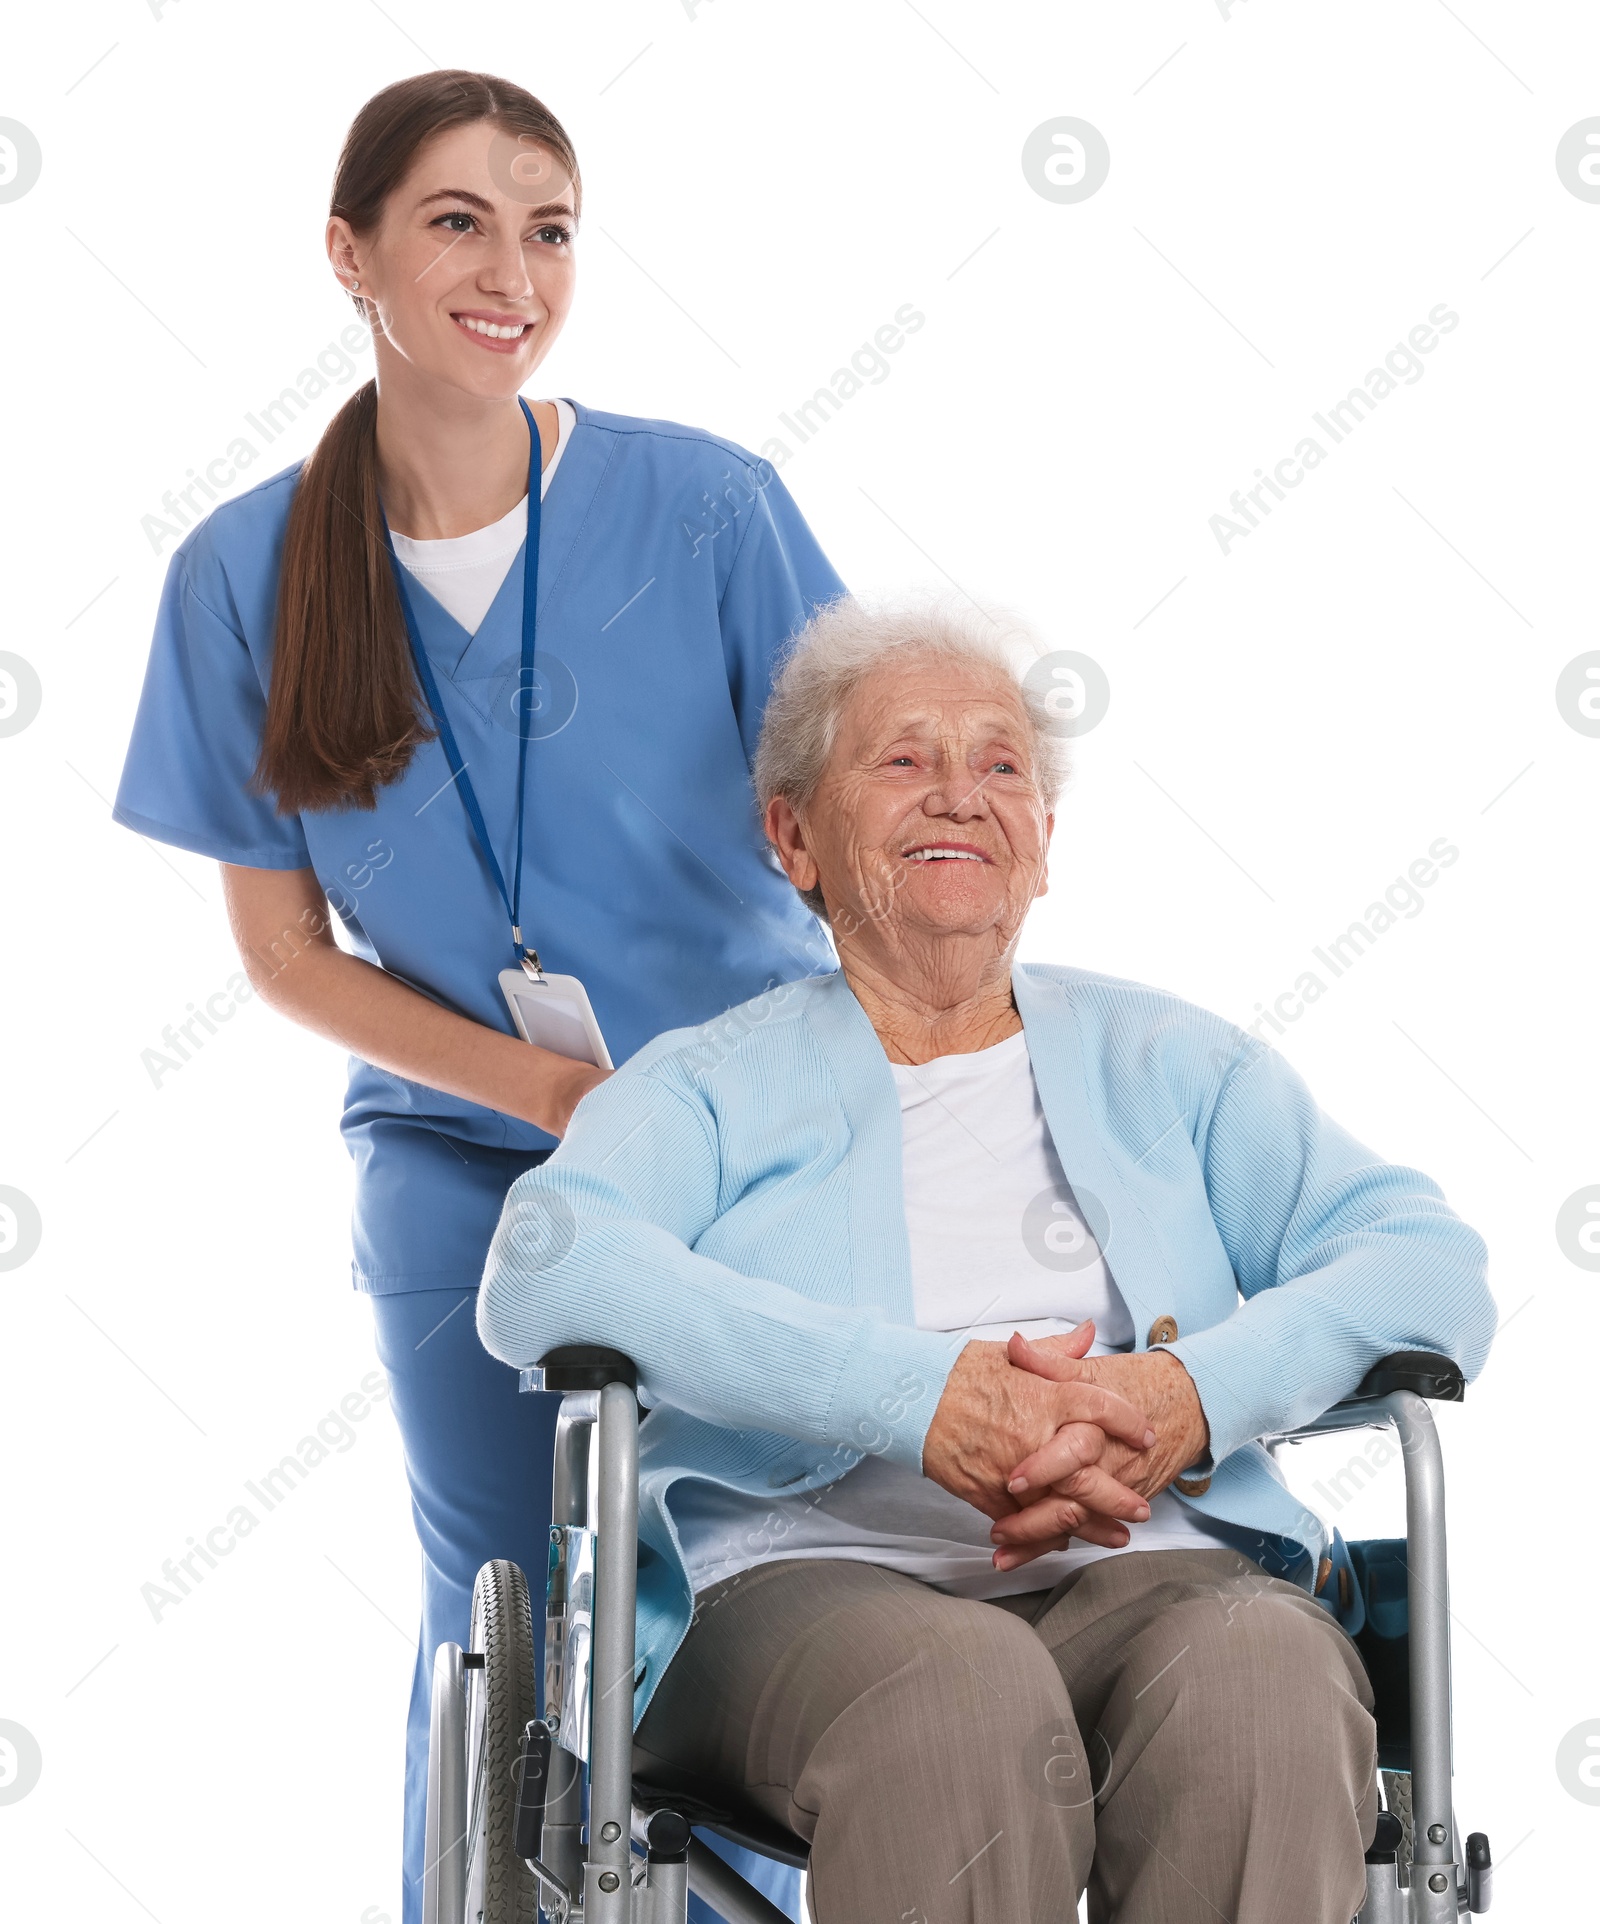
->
[1381,1770,1414,1889]
[464,1560,541,1924]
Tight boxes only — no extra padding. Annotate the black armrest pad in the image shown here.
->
[537,1344,639,1392]
[1349,1350,1464,1402]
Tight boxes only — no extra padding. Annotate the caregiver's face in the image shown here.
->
[792,656,1053,946]
[329,119,578,400]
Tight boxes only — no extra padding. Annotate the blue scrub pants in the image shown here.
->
[367,1286,803,1924]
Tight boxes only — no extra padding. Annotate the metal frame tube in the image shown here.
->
[583,1381,640,1922]
[552,1394,598,1527]
[1387,1390,1457,1921]
[639,1857,689,1923]
[544,1398,597,1901]
[684,1840,795,1924]
[422,1642,467,1924]
[539,1725,587,1904]
[1271,1389,1459,1920]
[1357,1860,1405,1924]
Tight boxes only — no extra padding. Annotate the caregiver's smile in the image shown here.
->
[450,307,537,351]
[334,125,579,402]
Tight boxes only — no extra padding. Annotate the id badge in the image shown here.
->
[498,969,613,1070]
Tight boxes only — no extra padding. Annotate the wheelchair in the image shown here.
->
[422,1346,1493,1924]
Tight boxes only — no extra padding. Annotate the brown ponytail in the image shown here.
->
[254,72,581,815]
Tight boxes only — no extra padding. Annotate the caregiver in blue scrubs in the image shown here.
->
[114,70,836,1924]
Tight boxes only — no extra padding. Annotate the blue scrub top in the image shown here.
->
[115,400,844,1292]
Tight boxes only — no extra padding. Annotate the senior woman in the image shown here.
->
[476,597,1495,1924]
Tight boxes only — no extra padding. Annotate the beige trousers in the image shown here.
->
[635,1548,1378,1924]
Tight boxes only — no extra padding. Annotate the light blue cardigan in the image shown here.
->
[477,964,1494,1722]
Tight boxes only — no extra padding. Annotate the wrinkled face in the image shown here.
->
[328,119,577,398]
[772,655,1053,953]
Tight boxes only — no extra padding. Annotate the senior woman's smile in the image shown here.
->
[761,645,1058,1057]
[478,592,1494,1923]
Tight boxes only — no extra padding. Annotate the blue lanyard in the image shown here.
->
[378,396,544,977]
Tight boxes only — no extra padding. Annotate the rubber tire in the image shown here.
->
[1381,1770,1414,1891]
[465,1560,542,1924]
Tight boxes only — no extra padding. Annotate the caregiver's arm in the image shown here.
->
[222,864,607,1138]
[476,1060,1156,1519]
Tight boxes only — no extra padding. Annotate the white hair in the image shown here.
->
[753,592,1071,919]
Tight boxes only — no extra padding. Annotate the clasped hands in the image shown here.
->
[921,1320,1212,1571]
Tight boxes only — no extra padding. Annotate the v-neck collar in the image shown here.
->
[396,535,525,680]
[398,397,613,685]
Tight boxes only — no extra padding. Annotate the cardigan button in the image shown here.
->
[1147,1314,1179,1346]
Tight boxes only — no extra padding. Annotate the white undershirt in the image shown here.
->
[673,1030,1236,1600]
[894,1029,1134,1348]
[389,397,574,634]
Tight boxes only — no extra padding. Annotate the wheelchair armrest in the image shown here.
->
[1345,1350,1464,1404]
[528,1344,639,1392]
[1266,1350,1465,1445]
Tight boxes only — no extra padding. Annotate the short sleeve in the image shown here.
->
[113,549,312,869]
[718,463,846,765]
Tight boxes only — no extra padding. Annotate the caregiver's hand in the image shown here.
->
[986,1332,1212,1570]
[549,1059,612,1137]
[921,1321,1157,1533]
[222,863,611,1141]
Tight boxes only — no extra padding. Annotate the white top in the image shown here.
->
[673,1030,1236,1599]
[893,1029,1134,1347]
[390,397,574,634]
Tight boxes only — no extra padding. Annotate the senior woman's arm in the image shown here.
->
[477,1069,939,1460]
[1162,1036,1496,1465]
[991,1032,1497,1559]
[475,1064,1154,1492]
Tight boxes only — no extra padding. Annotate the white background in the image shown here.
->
[2,4,1595,1920]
